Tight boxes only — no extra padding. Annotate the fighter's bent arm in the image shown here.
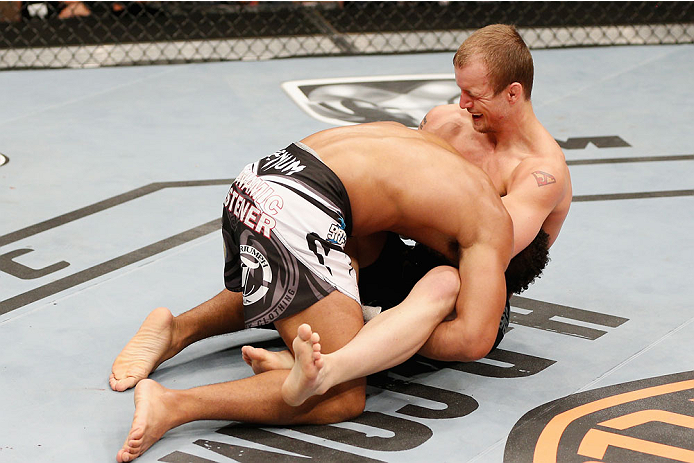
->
[418,241,510,362]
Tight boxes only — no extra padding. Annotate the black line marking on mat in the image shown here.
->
[556,136,631,149]
[573,189,693,202]
[0,219,221,316]
[510,296,629,340]
[0,179,233,317]
[159,450,220,463]
[0,178,690,317]
[567,154,693,166]
[0,179,233,247]
[1,165,687,248]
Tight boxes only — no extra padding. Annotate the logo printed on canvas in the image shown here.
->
[504,370,694,462]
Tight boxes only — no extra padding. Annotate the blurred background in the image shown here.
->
[2,1,693,70]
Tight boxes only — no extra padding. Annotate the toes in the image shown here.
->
[241,346,253,363]
[114,377,137,392]
[297,323,312,341]
[118,448,134,463]
[128,426,145,441]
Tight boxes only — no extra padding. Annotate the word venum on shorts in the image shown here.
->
[225,170,283,238]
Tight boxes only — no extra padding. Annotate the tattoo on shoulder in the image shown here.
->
[418,115,428,130]
[531,171,557,187]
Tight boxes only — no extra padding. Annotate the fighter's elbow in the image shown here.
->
[440,329,496,362]
[456,338,494,362]
[465,340,495,362]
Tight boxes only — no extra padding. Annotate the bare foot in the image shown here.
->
[116,379,173,462]
[281,323,328,406]
[241,346,295,374]
[110,307,177,392]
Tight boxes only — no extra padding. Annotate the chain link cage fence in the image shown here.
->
[1,1,693,70]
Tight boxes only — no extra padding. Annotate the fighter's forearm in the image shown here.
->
[418,242,509,362]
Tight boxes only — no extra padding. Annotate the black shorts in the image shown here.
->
[359,232,510,351]
[359,232,450,309]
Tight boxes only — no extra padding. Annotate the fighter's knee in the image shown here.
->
[335,383,366,419]
[419,266,460,306]
[319,381,366,423]
[341,388,367,418]
[435,265,461,298]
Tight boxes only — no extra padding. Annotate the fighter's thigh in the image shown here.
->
[274,290,364,355]
[275,291,366,419]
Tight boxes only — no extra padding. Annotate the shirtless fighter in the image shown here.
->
[113,121,514,462]
[112,22,570,392]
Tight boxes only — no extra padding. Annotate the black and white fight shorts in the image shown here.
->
[222,142,360,328]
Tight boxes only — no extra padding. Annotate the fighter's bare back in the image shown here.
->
[301,121,511,263]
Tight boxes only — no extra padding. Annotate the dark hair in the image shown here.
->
[505,228,550,296]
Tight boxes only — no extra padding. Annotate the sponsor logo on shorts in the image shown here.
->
[261,149,306,175]
[504,370,694,462]
[225,170,282,239]
[327,221,347,246]
[239,245,273,305]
